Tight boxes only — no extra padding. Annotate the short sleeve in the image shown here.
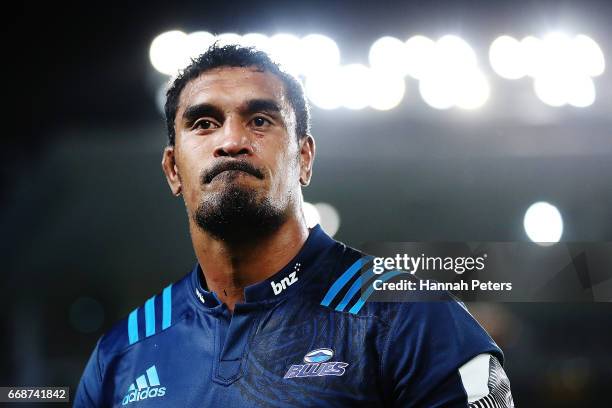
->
[382,300,504,407]
[74,338,104,408]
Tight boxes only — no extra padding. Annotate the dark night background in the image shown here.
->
[4,0,612,406]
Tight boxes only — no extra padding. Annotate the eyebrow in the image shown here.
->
[240,99,282,116]
[181,98,284,127]
[181,103,225,126]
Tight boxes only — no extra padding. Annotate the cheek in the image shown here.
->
[274,148,300,186]
[176,153,206,205]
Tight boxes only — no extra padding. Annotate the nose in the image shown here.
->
[213,118,253,158]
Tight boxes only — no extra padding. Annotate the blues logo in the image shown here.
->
[284,348,348,379]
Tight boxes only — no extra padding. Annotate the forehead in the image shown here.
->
[177,66,290,115]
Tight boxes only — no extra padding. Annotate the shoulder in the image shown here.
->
[317,242,503,361]
[315,242,423,321]
[95,271,194,369]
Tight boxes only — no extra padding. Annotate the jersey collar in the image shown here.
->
[189,224,336,308]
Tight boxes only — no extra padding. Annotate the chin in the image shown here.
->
[194,182,287,242]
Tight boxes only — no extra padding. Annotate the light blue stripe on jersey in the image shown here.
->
[321,256,373,306]
[144,296,156,337]
[128,308,139,344]
[335,266,375,312]
[162,284,172,330]
[348,270,404,314]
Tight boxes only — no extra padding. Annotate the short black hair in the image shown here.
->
[164,43,311,146]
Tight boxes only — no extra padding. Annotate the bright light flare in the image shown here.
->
[566,75,596,107]
[186,31,216,60]
[455,71,490,109]
[520,36,544,77]
[215,33,242,47]
[524,202,564,244]
[369,36,410,76]
[241,33,270,50]
[572,34,605,77]
[338,64,372,109]
[268,33,303,76]
[149,30,190,75]
[301,34,340,75]
[303,202,321,228]
[368,70,406,110]
[435,35,478,74]
[404,35,436,80]
[305,68,343,110]
[314,203,341,237]
[489,35,527,79]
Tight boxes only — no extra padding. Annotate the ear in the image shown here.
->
[298,135,316,186]
[161,146,182,196]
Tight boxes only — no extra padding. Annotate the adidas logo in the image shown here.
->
[122,365,166,405]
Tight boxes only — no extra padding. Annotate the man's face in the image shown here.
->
[162,66,314,241]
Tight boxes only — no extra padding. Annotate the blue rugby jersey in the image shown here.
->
[75,225,510,407]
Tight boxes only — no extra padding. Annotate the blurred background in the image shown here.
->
[5,0,612,406]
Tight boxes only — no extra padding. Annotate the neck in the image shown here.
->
[190,216,309,312]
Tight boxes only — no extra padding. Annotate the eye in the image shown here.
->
[194,120,219,130]
[251,116,271,128]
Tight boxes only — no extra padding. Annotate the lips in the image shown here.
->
[203,160,265,184]
[213,169,251,180]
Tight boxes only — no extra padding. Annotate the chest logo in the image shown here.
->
[284,348,349,379]
[122,365,166,405]
[271,271,298,295]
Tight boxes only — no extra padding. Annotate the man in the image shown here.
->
[75,44,514,407]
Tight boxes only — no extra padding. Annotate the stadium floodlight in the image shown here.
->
[303,202,321,228]
[540,33,575,78]
[419,72,456,110]
[368,69,406,110]
[338,64,373,110]
[572,34,605,77]
[533,74,567,107]
[533,71,596,107]
[186,31,216,60]
[314,203,341,237]
[417,35,489,110]
[489,35,527,80]
[150,30,604,111]
[369,36,410,76]
[301,34,341,76]
[524,202,564,244]
[268,33,304,76]
[404,35,436,80]
[215,33,242,47]
[513,33,602,107]
[520,36,544,78]
[566,75,596,107]
[149,30,190,76]
[455,70,490,109]
[241,33,270,51]
[304,68,343,110]
[435,35,478,75]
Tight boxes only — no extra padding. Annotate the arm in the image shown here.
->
[74,338,103,408]
[382,301,514,407]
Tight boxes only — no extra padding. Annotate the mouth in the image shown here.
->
[213,169,254,180]
[204,161,265,184]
